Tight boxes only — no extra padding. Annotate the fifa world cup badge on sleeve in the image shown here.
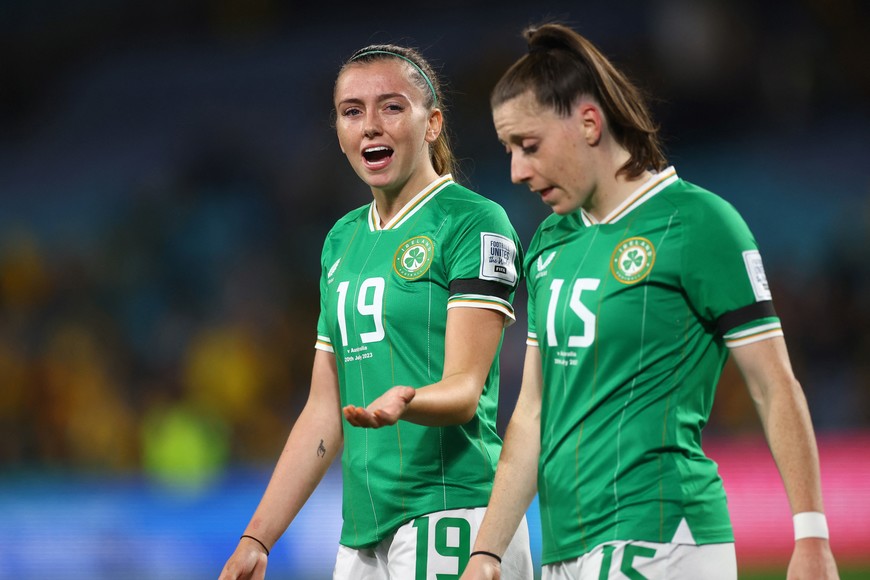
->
[742,250,772,301]
[480,233,518,285]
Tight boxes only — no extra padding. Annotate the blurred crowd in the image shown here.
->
[1,0,868,483]
[0,155,325,481]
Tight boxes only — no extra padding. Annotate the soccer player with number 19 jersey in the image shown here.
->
[317,173,522,547]
[220,43,532,580]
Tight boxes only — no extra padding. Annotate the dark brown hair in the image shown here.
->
[336,44,456,177]
[491,23,667,179]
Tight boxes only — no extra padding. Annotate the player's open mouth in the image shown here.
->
[363,146,394,168]
[538,186,555,199]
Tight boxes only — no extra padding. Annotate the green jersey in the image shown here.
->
[525,168,782,564]
[315,175,522,548]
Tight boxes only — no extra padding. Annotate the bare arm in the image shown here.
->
[730,337,838,580]
[461,345,543,580]
[343,306,506,427]
[219,349,343,580]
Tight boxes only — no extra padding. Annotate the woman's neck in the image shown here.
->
[371,168,441,226]
[584,141,650,222]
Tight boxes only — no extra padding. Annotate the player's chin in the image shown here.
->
[549,200,577,215]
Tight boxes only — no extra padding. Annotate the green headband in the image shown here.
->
[350,50,438,105]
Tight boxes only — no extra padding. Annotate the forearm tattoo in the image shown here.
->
[317,439,326,458]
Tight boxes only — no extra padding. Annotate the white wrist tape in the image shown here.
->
[793,512,829,540]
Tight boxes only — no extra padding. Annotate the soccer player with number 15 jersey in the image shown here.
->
[463,23,838,580]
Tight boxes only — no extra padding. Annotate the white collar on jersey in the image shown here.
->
[580,166,678,226]
[368,174,454,231]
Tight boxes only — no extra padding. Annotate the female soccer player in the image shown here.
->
[218,44,533,579]
[461,23,839,580]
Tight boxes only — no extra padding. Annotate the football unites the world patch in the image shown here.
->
[394,236,435,280]
[611,237,655,284]
[480,232,518,285]
[742,249,772,301]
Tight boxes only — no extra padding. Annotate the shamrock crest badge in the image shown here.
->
[394,236,435,280]
[611,237,655,284]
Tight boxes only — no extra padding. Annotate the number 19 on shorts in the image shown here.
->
[412,516,471,580]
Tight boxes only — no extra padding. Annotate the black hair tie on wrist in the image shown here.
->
[470,550,502,564]
[240,534,270,556]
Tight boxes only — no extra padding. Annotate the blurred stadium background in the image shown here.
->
[1,1,868,578]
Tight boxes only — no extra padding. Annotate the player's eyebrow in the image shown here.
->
[337,92,409,107]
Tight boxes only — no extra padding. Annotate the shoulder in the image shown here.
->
[658,178,751,234]
[656,178,764,277]
[435,182,512,219]
[660,179,743,218]
[320,204,369,258]
[325,204,370,238]
[434,182,519,242]
[527,211,578,255]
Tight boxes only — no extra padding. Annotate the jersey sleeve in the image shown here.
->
[444,202,523,324]
[682,194,782,348]
[314,233,335,353]
[525,288,539,348]
[523,227,543,348]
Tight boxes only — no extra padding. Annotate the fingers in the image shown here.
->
[219,547,266,580]
[342,386,414,428]
[343,406,397,428]
[343,405,381,428]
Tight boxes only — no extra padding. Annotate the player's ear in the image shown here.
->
[425,109,443,144]
[576,102,602,146]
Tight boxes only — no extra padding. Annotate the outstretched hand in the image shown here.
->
[343,386,416,428]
